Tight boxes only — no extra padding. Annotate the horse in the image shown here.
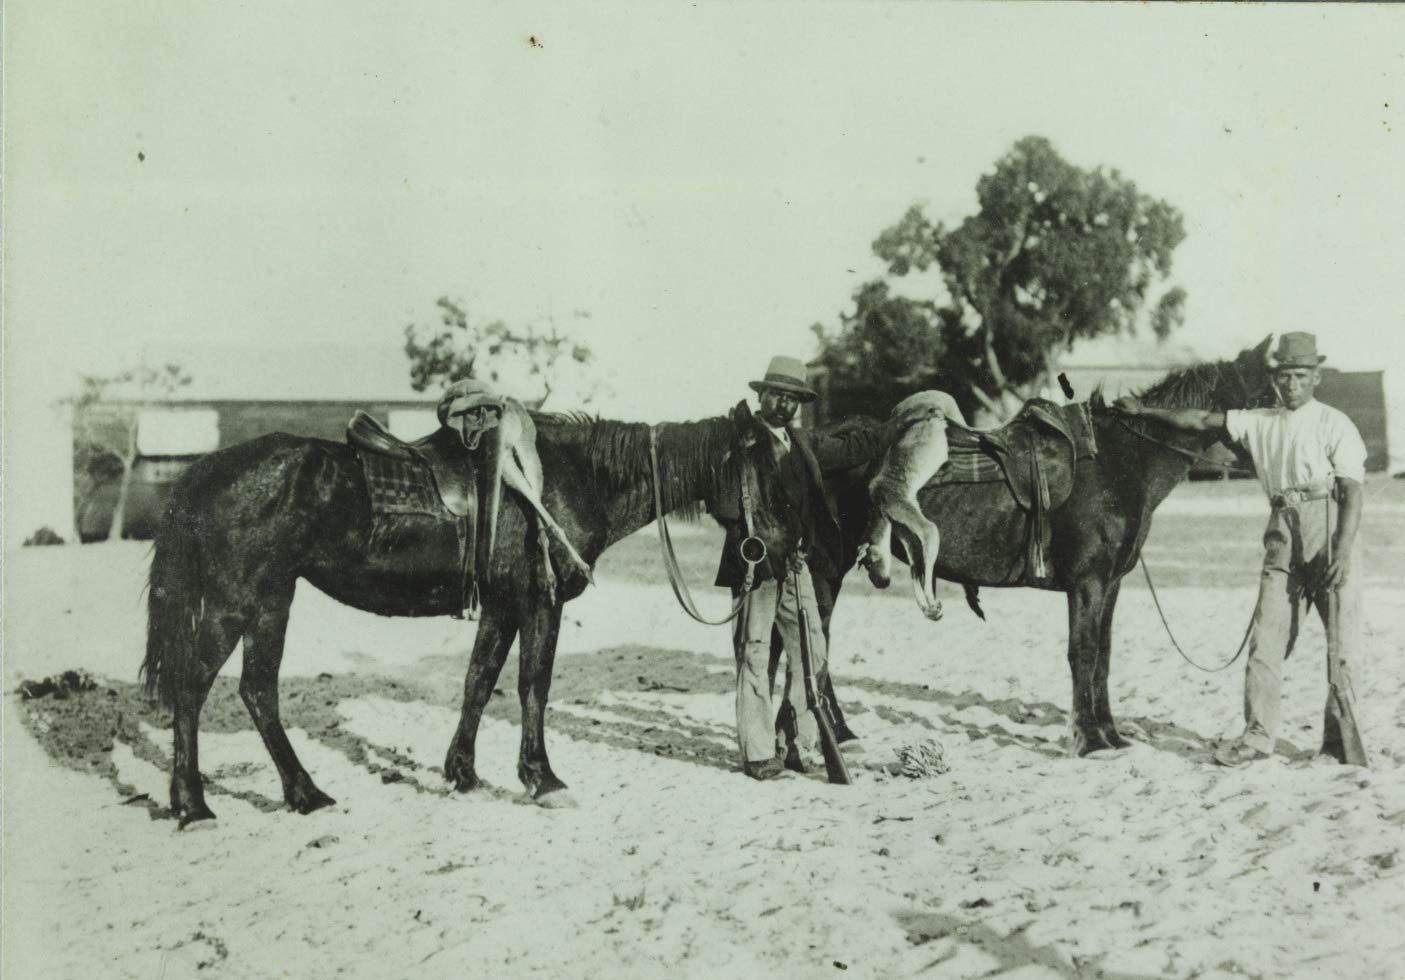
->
[142,407,764,824]
[812,337,1276,755]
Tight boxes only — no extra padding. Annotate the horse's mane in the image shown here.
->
[1135,361,1227,410]
[533,412,735,518]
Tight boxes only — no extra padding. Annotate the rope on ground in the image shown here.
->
[893,739,949,778]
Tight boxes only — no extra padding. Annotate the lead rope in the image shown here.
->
[1117,360,1263,671]
[1139,554,1254,672]
[648,425,763,626]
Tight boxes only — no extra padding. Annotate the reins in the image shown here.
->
[648,425,765,626]
[1110,416,1251,473]
[1138,555,1254,672]
[1118,358,1261,670]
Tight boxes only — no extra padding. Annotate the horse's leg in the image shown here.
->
[239,586,336,814]
[1092,577,1131,749]
[170,613,244,826]
[516,599,570,802]
[1066,580,1117,756]
[444,603,519,792]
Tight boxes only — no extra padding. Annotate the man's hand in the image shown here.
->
[1112,396,1143,416]
[1323,553,1350,592]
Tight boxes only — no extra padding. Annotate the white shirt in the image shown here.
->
[1225,400,1367,496]
[761,422,790,454]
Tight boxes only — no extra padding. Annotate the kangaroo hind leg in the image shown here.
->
[501,450,595,586]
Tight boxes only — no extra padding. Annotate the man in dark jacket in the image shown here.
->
[716,355,931,780]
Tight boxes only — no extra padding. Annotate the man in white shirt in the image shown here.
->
[1115,333,1369,768]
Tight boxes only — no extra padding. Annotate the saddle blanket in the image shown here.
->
[358,451,444,517]
[928,400,1098,489]
[929,442,1005,486]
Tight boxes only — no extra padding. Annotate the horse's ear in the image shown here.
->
[1089,385,1106,411]
[1251,334,1274,362]
[730,399,758,449]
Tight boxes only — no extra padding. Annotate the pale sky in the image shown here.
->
[5,2,1405,538]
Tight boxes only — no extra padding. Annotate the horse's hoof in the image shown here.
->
[176,803,217,829]
[443,750,479,792]
[1072,726,1130,757]
[1105,729,1134,751]
[292,789,337,815]
[533,790,578,810]
[923,600,944,622]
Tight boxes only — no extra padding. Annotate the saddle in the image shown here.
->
[347,411,477,517]
[939,399,1098,578]
[347,411,485,617]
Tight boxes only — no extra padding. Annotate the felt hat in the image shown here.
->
[748,355,818,402]
[1269,332,1326,369]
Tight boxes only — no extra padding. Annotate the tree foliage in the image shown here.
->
[817,136,1187,418]
[66,363,192,540]
[404,297,600,410]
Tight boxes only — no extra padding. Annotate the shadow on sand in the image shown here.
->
[15,640,1223,819]
[894,909,1166,980]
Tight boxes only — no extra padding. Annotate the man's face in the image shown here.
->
[756,387,801,427]
[1272,367,1319,410]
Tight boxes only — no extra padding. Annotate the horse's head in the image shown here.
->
[1222,334,1278,411]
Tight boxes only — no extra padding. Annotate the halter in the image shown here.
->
[648,424,766,626]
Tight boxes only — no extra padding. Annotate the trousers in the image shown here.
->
[1240,497,1367,765]
[732,567,828,764]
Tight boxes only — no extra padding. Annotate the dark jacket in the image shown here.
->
[713,417,891,591]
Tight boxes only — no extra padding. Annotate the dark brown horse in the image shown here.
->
[814,337,1276,755]
[143,409,762,823]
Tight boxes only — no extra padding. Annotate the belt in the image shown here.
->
[1271,483,1334,509]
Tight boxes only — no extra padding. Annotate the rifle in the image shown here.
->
[792,565,852,785]
[1323,494,1368,766]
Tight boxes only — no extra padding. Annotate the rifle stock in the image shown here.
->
[794,567,851,786]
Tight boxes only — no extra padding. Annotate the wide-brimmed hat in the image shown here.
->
[748,355,818,402]
[1269,332,1326,369]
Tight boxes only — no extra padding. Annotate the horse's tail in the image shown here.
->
[141,479,205,709]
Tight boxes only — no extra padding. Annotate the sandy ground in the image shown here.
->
[4,478,1405,980]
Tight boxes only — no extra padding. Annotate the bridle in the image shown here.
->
[648,424,767,626]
